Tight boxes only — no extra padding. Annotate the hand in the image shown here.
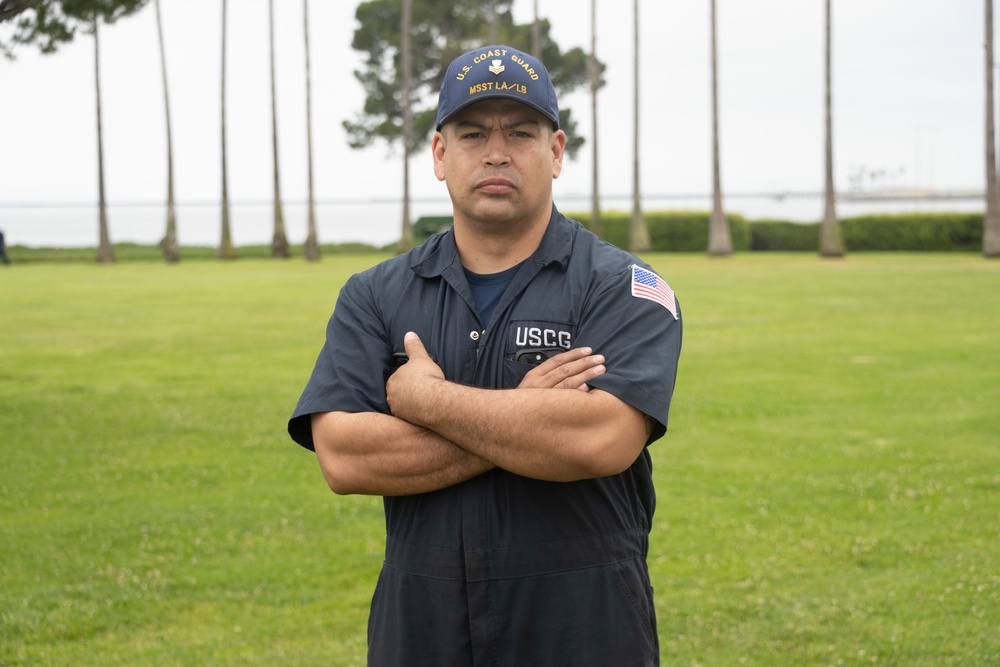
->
[518,347,605,392]
[385,332,444,422]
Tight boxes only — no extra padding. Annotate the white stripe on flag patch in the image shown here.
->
[631,265,678,319]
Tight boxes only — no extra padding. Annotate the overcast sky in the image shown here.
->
[0,0,986,212]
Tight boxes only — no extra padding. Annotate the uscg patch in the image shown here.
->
[506,320,576,355]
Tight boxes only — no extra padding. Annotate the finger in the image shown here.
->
[532,347,592,375]
[559,363,605,390]
[403,331,429,360]
[547,356,605,382]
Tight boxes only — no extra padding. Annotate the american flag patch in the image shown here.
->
[631,265,678,319]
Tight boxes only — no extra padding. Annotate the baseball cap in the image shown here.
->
[436,44,560,130]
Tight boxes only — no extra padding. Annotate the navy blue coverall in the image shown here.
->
[289,208,682,666]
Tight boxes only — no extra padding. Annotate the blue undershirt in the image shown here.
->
[463,262,524,326]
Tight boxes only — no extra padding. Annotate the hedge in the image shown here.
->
[409,211,986,253]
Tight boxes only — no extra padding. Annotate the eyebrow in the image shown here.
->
[453,117,543,132]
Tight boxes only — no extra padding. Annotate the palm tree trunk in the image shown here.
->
[589,0,603,239]
[984,0,1000,257]
[531,0,541,57]
[629,0,651,253]
[707,0,732,256]
[93,18,114,264]
[303,0,320,261]
[489,0,498,44]
[268,0,290,258]
[218,0,235,259]
[819,0,844,257]
[155,0,179,263]
[398,0,414,254]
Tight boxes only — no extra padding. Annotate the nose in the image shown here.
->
[483,133,510,167]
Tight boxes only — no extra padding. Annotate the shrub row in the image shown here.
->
[8,212,984,263]
[419,211,983,252]
[567,211,985,252]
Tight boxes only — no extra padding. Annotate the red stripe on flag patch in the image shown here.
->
[631,265,678,319]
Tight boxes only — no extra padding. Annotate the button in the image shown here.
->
[470,331,480,341]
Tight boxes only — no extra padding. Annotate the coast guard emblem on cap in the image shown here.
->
[489,59,505,75]
[631,265,678,320]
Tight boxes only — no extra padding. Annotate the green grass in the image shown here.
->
[1,253,998,666]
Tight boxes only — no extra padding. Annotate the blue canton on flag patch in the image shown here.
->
[631,265,678,320]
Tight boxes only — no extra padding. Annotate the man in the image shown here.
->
[289,45,682,666]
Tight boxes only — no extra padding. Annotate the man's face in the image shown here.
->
[432,99,567,231]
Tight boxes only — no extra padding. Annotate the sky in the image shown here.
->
[0,0,987,241]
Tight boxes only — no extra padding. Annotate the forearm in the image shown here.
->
[311,411,494,496]
[393,382,648,482]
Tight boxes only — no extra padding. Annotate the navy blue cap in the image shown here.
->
[436,45,559,130]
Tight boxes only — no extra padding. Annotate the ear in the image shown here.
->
[432,131,447,182]
[551,129,567,179]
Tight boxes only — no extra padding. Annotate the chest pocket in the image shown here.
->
[502,319,577,388]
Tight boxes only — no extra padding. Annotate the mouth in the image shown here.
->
[476,177,516,195]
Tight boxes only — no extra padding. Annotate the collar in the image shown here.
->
[410,204,574,280]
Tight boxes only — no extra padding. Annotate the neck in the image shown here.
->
[454,205,551,274]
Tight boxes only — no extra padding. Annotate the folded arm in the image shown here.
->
[312,344,611,495]
[386,332,651,483]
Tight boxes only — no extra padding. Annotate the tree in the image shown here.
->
[92,16,112,262]
[531,0,540,57]
[0,1,41,27]
[344,0,599,164]
[985,0,1000,258]
[488,0,498,44]
[707,0,732,256]
[154,0,178,262]
[398,0,414,253]
[217,0,235,259]
[268,0,289,258]
[629,0,651,253]
[589,0,603,239]
[819,0,844,257]
[302,0,320,260]
[1,0,149,263]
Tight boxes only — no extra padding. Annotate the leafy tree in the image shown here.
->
[819,0,844,257]
[985,0,1000,258]
[707,0,732,256]
[344,0,601,161]
[1,0,150,264]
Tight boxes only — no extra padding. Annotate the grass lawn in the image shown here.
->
[1,252,998,666]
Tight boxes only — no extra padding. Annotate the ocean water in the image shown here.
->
[0,194,983,248]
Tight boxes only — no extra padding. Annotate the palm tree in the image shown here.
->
[268,0,290,258]
[985,0,1000,257]
[819,0,844,257]
[218,0,235,259]
[707,0,732,256]
[589,0,602,239]
[154,0,179,262]
[93,16,114,264]
[398,0,414,254]
[629,0,651,253]
[489,0,499,44]
[532,0,541,57]
[302,0,320,261]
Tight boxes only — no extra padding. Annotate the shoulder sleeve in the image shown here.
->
[577,263,682,444]
[287,272,393,451]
